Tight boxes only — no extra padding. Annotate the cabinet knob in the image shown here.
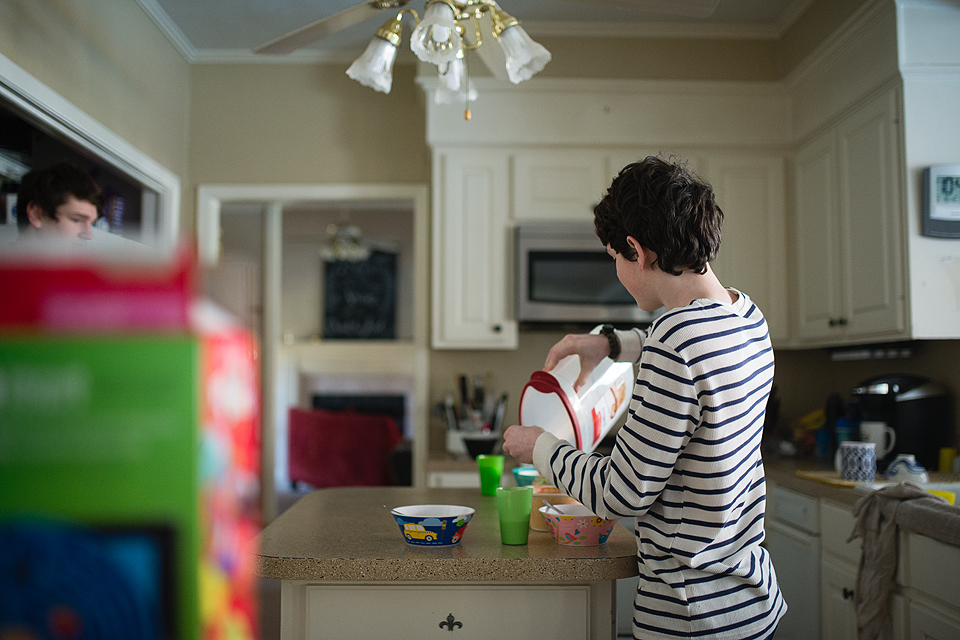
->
[492,324,502,333]
[843,587,855,600]
[439,613,463,631]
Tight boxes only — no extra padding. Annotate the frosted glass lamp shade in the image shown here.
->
[346,36,398,94]
[434,58,478,104]
[410,1,462,66]
[497,25,551,84]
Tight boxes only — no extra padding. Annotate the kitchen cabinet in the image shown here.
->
[819,501,861,640]
[513,149,608,222]
[793,87,905,345]
[901,532,960,640]
[702,154,788,343]
[432,144,788,349]
[432,148,518,349]
[765,484,821,640]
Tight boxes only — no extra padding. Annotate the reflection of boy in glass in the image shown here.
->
[17,163,103,242]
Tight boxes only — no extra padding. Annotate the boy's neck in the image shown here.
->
[659,264,735,310]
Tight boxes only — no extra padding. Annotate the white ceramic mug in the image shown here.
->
[860,421,896,458]
[839,441,877,483]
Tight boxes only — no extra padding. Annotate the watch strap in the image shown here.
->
[600,324,621,360]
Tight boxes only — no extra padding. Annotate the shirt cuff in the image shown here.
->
[616,328,644,363]
[532,430,565,480]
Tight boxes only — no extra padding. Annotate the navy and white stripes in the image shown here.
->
[533,290,785,639]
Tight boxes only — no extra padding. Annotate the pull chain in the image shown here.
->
[463,52,471,120]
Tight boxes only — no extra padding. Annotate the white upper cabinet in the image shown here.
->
[787,0,960,346]
[793,97,906,344]
[421,78,791,350]
[703,154,788,344]
[794,88,905,345]
[513,150,608,222]
[432,148,518,349]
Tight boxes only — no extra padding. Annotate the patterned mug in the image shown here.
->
[839,441,876,483]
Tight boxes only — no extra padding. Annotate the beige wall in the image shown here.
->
[0,0,190,183]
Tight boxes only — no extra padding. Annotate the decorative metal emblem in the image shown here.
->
[439,613,463,632]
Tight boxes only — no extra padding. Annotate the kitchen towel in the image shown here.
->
[848,482,948,640]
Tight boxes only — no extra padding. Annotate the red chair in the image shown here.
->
[287,407,403,488]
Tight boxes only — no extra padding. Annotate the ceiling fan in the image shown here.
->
[252,0,719,111]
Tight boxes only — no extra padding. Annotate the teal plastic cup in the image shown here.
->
[496,486,533,545]
[477,454,504,496]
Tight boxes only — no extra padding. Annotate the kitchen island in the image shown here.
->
[255,486,639,639]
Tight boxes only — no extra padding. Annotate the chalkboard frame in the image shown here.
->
[322,249,397,340]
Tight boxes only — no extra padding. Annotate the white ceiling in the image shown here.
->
[138,0,815,63]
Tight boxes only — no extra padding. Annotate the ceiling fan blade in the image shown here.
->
[557,0,719,19]
[254,0,410,55]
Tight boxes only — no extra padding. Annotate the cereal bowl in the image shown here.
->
[391,504,475,546]
[539,503,618,546]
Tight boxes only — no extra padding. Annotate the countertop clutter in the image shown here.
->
[255,486,639,582]
[763,458,960,548]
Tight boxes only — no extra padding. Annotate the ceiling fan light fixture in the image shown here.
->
[410,0,463,66]
[346,34,399,94]
[435,56,478,104]
[496,22,551,84]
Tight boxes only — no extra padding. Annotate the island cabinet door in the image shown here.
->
[291,583,599,639]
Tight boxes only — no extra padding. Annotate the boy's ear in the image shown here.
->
[626,236,656,269]
[26,202,47,229]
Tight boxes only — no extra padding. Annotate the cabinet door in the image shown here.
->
[909,601,960,640]
[821,558,859,640]
[795,130,843,342]
[703,154,788,343]
[433,149,518,349]
[836,88,905,339]
[513,149,608,222]
[764,518,821,640]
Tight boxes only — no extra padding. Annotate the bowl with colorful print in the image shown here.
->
[390,504,475,546]
[539,503,618,546]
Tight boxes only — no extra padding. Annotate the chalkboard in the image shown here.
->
[322,249,397,340]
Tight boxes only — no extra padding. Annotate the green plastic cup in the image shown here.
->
[496,486,533,545]
[477,454,504,496]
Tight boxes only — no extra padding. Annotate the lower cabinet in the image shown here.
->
[901,532,960,640]
[768,484,960,640]
[279,581,615,640]
[909,601,960,640]
[819,501,861,640]
[765,485,821,640]
[820,560,859,640]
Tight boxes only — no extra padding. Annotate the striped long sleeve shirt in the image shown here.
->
[532,290,786,639]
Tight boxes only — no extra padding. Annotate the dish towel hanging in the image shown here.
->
[848,482,947,640]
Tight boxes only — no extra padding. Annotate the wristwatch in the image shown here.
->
[599,324,621,360]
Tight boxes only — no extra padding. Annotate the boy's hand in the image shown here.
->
[502,424,545,464]
[544,333,610,391]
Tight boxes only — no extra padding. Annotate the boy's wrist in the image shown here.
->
[599,324,621,360]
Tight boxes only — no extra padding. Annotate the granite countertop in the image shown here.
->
[763,457,960,548]
[255,486,639,582]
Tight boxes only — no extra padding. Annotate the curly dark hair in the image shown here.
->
[16,162,104,228]
[593,156,722,276]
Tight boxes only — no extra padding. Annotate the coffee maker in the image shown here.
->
[851,374,952,472]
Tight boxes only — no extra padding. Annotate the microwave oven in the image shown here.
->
[515,223,661,324]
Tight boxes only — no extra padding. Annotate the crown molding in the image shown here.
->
[513,20,780,40]
[134,0,197,62]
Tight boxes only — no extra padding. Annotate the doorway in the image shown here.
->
[196,184,430,524]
